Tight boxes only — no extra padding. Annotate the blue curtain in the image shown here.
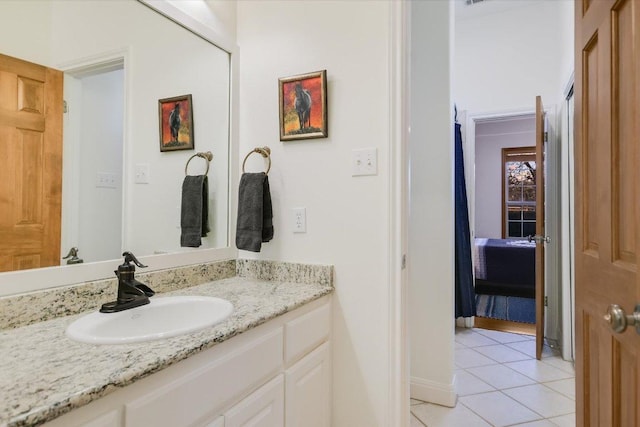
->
[454,122,476,318]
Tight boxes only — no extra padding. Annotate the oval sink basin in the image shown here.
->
[66,296,233,345]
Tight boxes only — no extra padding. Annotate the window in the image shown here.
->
[502,147,536,238]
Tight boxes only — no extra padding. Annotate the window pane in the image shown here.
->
[523,222,536,237]
[523,207,536,220]
[508,221,521,237]
[508,208,521,220]
[508,185,522,201]
[523,185,536,201]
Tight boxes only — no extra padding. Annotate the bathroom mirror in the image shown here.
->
[0,0,236,295]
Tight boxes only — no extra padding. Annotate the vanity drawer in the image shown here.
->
[125,328,283,427]
[284,302,331,366]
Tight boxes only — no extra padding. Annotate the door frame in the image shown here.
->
[462,107,562,345]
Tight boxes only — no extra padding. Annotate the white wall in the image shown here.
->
[77,70,124,262]
[408,0,456,407]
[474,116,535,238]
[455,0,573,113]
[236,1,392,425]
[169,0,236,45]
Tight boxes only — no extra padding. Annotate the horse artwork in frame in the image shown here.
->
[158,94,194,152]
[278,70,327,141]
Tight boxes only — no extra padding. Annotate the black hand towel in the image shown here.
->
[180,175,210,247]
[236,172,274,252]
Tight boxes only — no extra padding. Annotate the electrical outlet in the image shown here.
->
[135,164,150,184]
[352,148,377,176]
[292,207,306,233]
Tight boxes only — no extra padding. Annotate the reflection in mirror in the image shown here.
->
[0,0,231,276]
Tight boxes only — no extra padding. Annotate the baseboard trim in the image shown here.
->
[410,376,457,407]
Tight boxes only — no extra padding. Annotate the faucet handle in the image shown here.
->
[122,251,147,268]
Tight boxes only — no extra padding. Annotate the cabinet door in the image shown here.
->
[285,342,330,427]
[224,375,284,427]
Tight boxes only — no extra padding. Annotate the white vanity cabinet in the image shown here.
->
[43,296,331,427]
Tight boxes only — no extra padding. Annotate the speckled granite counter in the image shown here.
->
[0,264,333,427]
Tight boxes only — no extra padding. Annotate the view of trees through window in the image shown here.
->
[503,147,536,238]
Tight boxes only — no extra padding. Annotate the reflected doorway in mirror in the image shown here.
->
[159,94,194,151]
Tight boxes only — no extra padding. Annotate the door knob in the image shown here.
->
[527,234,550,244]
[604,304,640,334]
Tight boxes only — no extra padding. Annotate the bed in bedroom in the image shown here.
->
[473,238,536,299]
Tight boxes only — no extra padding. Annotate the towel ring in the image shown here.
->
[242,146,271,174]
[185,151,213,176]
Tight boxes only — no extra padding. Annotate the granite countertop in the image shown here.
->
[0,276,333,427]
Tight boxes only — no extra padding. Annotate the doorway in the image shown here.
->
[61,60,125,264]
[469,113,539,336]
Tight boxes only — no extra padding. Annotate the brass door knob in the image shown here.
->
[604,304,640,334]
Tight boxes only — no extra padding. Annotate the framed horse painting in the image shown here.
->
[158,94,194,152]
[278,70,327,141]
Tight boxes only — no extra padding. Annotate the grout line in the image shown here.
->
[409,408,428,427]
[452,328,576,426]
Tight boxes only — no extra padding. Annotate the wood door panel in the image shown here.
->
[17,76,44,113]
[15,129,44,225]
[581,33,602,256]
[611,0,637,267]
[576,0,640,425]
[0,54,46,82]
[0,53,62,273]
[612,338,638,426]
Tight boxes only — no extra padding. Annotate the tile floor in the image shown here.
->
[411,327,576,427]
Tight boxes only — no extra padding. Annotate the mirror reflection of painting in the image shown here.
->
[159,94,194,151]
[279,70,327,141]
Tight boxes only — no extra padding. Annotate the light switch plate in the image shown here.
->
[352,148,377,176]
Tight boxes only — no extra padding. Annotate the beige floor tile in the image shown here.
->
[506,340,556,358]
[455,330,500,348]
[455,348,498,369]
[412,402,491,427]
[512,420,558,427]
[504,359,574,383]
[460,391,542,426]
[455,370,495,396]
[474,328,533,344]
[543,378,575,400]
[541,356,575,375]
[410,413,426,427]
[503,384,575,418]
[474,343,533,363]
[466,364,536,389]
[547,413,576,427]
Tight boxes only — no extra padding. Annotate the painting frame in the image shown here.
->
[278,70,327,141]
[158,94,194,152]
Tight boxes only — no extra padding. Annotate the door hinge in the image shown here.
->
[544,131,548,143]
[63,100,68,113]
[544,296,548,307]
[401,254,407,270]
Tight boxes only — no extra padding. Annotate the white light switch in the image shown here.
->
[352,148,377,176]
[292,207,306,233]
[135,163,150,184]
[95,172,118,188]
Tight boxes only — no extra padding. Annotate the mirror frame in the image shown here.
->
[0,0,239,297]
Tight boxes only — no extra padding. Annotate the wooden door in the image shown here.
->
[575,0,640,425]
[0,53,63,272]
[534,96,546,360]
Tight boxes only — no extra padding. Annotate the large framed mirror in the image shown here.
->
[0,0,238,296]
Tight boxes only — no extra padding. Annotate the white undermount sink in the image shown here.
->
[66,296,233,345]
